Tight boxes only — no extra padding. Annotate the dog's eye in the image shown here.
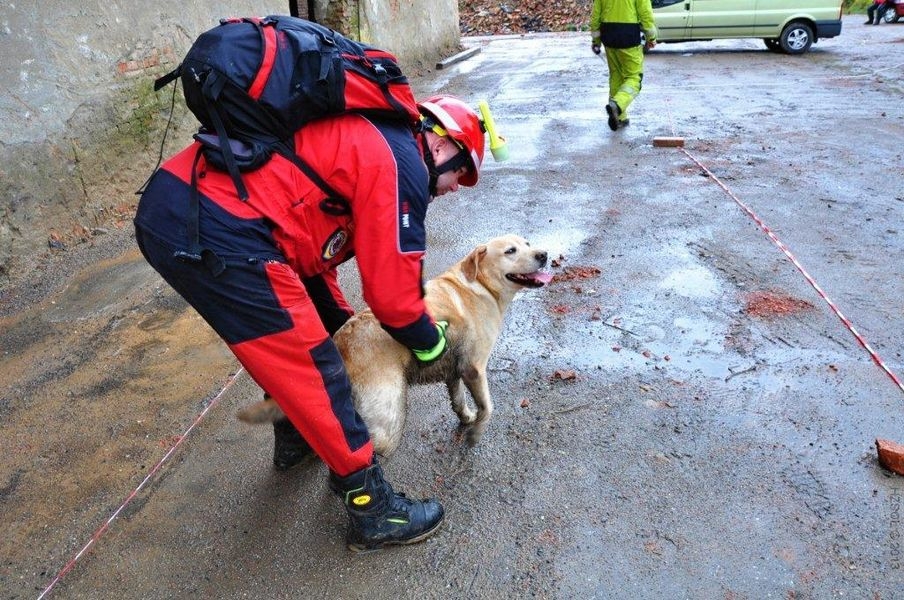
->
[504,247,516,255]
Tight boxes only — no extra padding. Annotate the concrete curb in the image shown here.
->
[436,46,480,69]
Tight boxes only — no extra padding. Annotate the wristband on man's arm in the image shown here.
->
[412,321,448,364]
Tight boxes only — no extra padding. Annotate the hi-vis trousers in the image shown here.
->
[605,44,644,122]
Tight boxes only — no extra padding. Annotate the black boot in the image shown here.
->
[272,417,315,471]
[605,99,621,131]
[330,462,444,552]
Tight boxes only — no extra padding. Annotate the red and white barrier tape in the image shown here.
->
[680,148,904,395]
[36,367,246,599]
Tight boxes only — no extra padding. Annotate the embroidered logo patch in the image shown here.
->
[322,228,348,260]
[400,200,411,229]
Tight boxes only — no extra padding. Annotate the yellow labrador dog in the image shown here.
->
[236,234,550,455]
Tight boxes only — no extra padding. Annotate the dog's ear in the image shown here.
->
[461,245,488,282]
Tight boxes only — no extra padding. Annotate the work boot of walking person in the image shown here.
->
[330,461,444,552]
[272,417,315,471]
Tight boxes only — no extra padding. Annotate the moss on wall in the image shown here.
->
[0,72,195,286]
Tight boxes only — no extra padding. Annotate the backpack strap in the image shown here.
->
[172,145,226,276]
[360,54,412,118]
[199,75,250,202]
[153,65,181,91]
[273,142,352,216]
[247,20,278,100]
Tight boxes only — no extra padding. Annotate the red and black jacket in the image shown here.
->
[134,113,439,350]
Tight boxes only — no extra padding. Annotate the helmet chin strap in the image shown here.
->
[420,134,469,197]
[419,134,440,197]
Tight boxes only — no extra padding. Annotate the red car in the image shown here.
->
[884,0,904,22]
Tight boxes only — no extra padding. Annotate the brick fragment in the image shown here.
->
[875,438,904,475]
[653,136,685,148]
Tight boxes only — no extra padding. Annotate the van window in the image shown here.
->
[653,0,685,6]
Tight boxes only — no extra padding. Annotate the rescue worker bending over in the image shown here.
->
[134,95,487,552]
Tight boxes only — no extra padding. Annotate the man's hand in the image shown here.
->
[412,320,449,365]
[645,39,657,50]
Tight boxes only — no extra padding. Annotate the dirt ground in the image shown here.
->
[2,16,904,599]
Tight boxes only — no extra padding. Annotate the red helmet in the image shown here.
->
[418,95,485,187]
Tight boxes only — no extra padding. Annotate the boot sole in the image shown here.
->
[605,102,619,131]
[346,514,445,553]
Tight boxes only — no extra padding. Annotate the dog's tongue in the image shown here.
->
[531,271,554,285]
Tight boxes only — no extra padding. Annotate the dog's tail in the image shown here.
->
[236,397,285,424]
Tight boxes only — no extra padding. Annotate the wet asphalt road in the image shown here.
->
[2,15,904,599]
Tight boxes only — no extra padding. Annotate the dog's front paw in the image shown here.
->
[457,407,477,425]
[464,424,485,447]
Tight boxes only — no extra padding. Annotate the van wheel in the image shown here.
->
[883,10,898,23]
[763,38,782,53]
[779,22,813,54]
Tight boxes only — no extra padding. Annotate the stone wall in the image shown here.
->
[336,0,461,69]
[0,0,459,286]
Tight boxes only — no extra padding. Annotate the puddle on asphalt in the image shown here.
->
[504,235,844,393]
[508,306,840,395]
[495,217,845,395]
[501,119,541,164]
[643,316,733,377]
[531,227,588,260]
[659,265,721,299]
[588,314,735,379]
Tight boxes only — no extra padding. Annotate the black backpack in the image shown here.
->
[152,15,423,271]
[155,15,421,198]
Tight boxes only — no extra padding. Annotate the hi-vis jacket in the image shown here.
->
[591,0,658,49]
[135,113,439,351]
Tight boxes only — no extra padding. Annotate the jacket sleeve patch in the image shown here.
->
[367,118,430,254]
[398,196,427,253]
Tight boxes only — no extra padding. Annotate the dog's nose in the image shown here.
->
[535,251,548,266]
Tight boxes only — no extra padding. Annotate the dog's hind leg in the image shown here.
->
[353,379,407,456]
[461,365,492,447]
[446,377,476,426]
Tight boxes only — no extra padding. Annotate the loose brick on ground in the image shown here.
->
[876,438,904,475]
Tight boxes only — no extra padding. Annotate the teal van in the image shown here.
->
[649,0,843,54]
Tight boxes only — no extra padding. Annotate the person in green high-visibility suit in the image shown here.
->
[590,0,657,131]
